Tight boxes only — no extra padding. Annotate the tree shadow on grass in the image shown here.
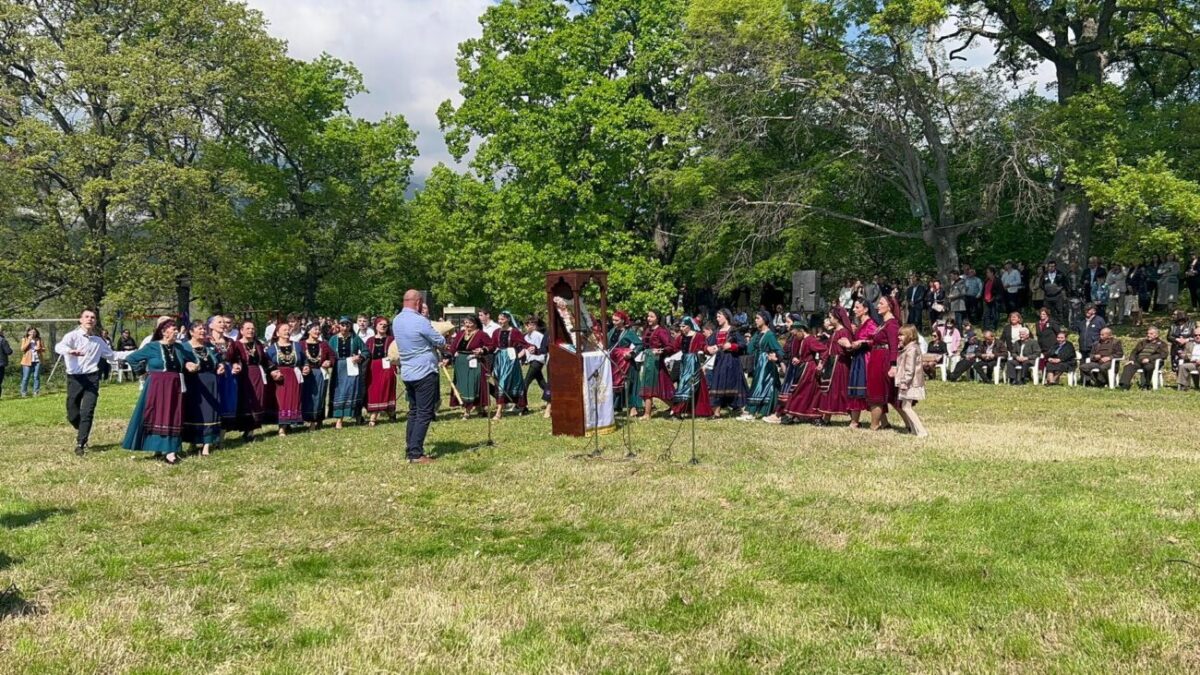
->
[0,552,19,571]
[0,584,44,622]
[0,507,72,529]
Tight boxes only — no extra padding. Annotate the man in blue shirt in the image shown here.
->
[392,290,446,463]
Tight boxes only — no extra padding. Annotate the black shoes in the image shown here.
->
[74,444,86,456]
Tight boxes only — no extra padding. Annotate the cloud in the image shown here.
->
[243,0,490,181]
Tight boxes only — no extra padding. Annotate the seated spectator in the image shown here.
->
[961,320,976,343]
[922,330,948,378]
[1005,328,1038,385]
[1168,310,1194,366]
[1119,326,1169,390]
[1079,327,1124,387]
[1175,326,1200,391]
[938,319,962,355]
[1043,330,1077,385]
[974,330,1006,382]
[946,335,981,382]
[116,329,138,351]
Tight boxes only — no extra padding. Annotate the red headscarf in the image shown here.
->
[886,296,901,321]
[612,310,630,324]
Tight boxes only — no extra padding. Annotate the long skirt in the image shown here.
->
[450,353,489,411]
[745,353,781,416]
[232,365,266,432]
[776,361,804,414]
[217,369,239,430]
[637,352,674,403]
[866,348,897,411]
[330,359,364,419]
[847,352,868,412]
[302,368,329,423]
[671,355,714,417]
[783,362,822,419]
[707,352,747,409]
[611,348,643,411]
[183,371,222,445]
[366,359,397,414]
[816,360,851,416]
[493,349,526,408]
[273,367,304,426]
[122,371,184,453]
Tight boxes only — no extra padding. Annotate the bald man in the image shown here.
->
[392,290,444,463]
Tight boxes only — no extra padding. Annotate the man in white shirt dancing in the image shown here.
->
[55,308,115,455]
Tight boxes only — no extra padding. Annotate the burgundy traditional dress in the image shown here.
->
[847,319,876,413]
[816,328,853,416]
[637,325,676,402]
[364,335,397,414]
[784,334,828,420]
[266,341,305,426]
[448,330,492,411]
[670,332,714,417]
[866,317,900,410]
[231,340,274,432]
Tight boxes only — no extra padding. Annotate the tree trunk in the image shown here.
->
[927,229,961,280]
[1048,189,1093,269]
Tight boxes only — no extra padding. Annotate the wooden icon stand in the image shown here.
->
[545,270,609,437]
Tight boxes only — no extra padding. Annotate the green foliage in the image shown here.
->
[1082,154,1200,258]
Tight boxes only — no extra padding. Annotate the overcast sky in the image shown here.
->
[243,0,491,183]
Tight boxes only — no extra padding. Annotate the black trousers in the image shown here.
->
[907,307,924,330]
[0,367,5,397]
[1006,360,1032,384]
[524,361,547,403]
[403,372,439,459]
[1079,361,1111,387]
[1188,278,1200,309]
[1119,361,1155,389]
[67,373,101,446]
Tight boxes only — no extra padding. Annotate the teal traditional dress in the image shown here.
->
[608,326,643,411]
[745,329,784,416]
[122,341,196,454]
[492,326,528,409]
[328,334,367,419]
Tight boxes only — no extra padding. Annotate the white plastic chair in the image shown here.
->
[939,355,959,382]
[1081,357,1122,389]
[108,359,133,383]
[1151,359,1164,390]
[1031,356,1043,385]
[993,356,1008,384]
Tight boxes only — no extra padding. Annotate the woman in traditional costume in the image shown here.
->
[815,307,855,425]
[608,310,643,416]
[208,315,241,432]
[266,323,305,436]
[491,311,529,419]
[364,316,398,425]
[301,323,334,430]
[445,315,493,419]
[637,310,675,420]
[705,308,748,416]
[669,317,713,418]
[742,310,784,420]
[232,320,273,441]
[122,319,197,465]
[328,317,367,429]
[865,296,901,431]
[846,299,877,429]
[769,315,807,420]
[182,320,224,456]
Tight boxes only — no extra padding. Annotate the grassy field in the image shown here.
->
[1,380,1198,672]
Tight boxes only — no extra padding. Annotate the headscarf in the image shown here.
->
[788,312,804,324]
[152,319,177,342]
[680,316,700,333]
[612,310,630,325]
[338,315,353,326]
[306,322,321,335]
[499,310,517,328]
[830,307,852,331]
[886,296,901,321]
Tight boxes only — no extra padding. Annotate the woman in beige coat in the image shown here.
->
[894,325,928,437]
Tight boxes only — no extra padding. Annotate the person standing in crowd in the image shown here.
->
[1000,311,1025,354]
[816,307,854,425]
[927,279,946,326]
[1041,260,1067,323]
[1174,325,1200,390]
[354,314,375,342]
[742,310,784,421]
[1119,326,1169,390]
[364,317,398,426]
[491,311,529,419]
[607,311,642,417]
[778,317,828,424]
[1034,308,1060,360]
[705,309,746,417]
[638,309,676,420]
[522,316,551,414]
[1127,261,1148,327]
[838,278,856,310]
[115,328,137,351]
[1001,262,1022,313]
[769,316,806,422]
[393,289,445,464]
[903,274,928,330]
[1078,304,1106,358]
[265,323,304,436]
[445,315,492,419]
[670,318,713,419]
[301,322,335,430]
[1147,255,1162,308]
[121,319,196,464]
[1081,257,1107,312]
[1168,310,1195,367]
[1185,251,1200,310]
[1106,263,1127,325]
[263,314,278,343]
[55,310,114,455]
[947,270,968,327]
[845,299,876,428]
[982,266,1002,330]
[893,324,928,437]
[329,317,367,429]
[1042,330,1077,385]
[1080,327,1123,387]
[865,296,900,431]
[963,266,983,323]
[0,327,10,398]
[20,327,45,397]
[182,321,223,456]
[1030,264,1045,311]
[208,315,241,432]
[1158,254,1181,311]
[478,308,500,339]
[231,320,272,441]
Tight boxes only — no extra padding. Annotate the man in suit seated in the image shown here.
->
[946,335,981,382]
[1077,303,1106,358]
[949,330,1005,383]
[1005,327,1038,385]
[1119,326,1169,390]
[1176,326,1200,390]
[1043,330,1077,385]
[1079,327,1124,387]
